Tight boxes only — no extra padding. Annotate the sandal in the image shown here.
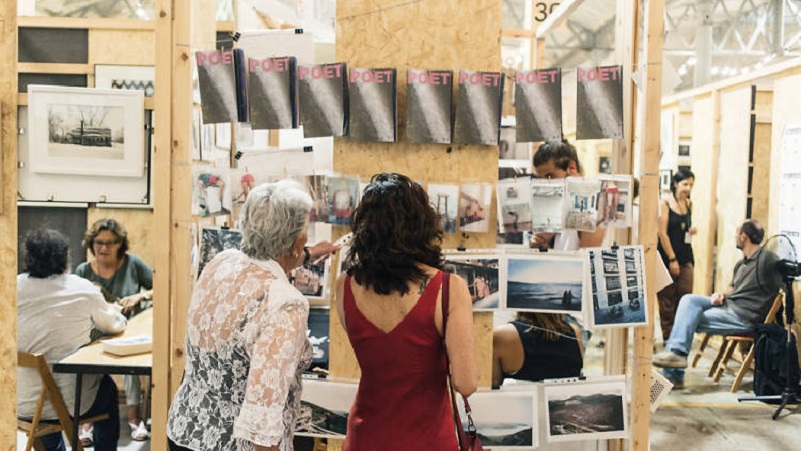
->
[129,421,149,441]
[79,425,94,448]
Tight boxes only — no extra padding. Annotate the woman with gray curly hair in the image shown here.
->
[167,179,318,451]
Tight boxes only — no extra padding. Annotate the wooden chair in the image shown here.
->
[711,293,784,392]
[17,352,109,451]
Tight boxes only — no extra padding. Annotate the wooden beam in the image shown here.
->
[17,63,92,74]
[662,56,801,105]
[216,20,236,32]
[503,28,535,39]
[632,0,665,448]
[607,3,639,448]
[535,0,586,39]
[152,1,174,450]
[17,16,156,30]
[0,0,18,447]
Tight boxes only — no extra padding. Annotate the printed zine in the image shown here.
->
[348,68,397,142]
[298,62,349,138]
[405,69,453,143]
[453,70,504,145]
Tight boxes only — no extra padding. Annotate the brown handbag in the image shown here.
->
[442,272,484,451]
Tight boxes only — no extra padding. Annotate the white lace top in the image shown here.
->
[167,250,312,451]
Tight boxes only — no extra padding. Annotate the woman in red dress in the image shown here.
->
[335,172,478,450]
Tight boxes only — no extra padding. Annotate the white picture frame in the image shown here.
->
[295,378,358,438]
[94,64,155,97]
[457,390,538,449]
[28,85,145,178]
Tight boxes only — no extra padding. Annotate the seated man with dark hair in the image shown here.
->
[18,229,127,451]
[653,219,783,387]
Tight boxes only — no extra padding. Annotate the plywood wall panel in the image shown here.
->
[769,72,801,235]
[690,94,718,295]
[714,87,750,292]
[330,5,501,448]
[1,0,17,446]
[89,30,156,66]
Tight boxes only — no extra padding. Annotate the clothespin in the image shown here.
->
[457,233,468,251]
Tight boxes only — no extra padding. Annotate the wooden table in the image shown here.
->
[53,309,153,445]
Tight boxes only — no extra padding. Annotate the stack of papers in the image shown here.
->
[102,336,152,356]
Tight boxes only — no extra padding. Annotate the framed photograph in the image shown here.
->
[545,379,628,442]
[94,65,155,97]
[296,379,357,438]
[504,253,586,314]
[678,141,691,157]
[444,251,501,311]
[457,390,537,449]
[587,246,648,328]
[28,85,145,178]
[659,169,673,191]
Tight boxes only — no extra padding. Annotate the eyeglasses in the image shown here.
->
[94,239,121,247]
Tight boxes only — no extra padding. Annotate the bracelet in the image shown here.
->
[303,247,311,264]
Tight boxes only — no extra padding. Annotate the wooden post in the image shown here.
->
[0,0,18,446]
[632,0,665,449]
[152,1,215,449]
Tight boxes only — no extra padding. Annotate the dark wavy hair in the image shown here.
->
[346,172,444,295]
[670,168,695,198]
[532,140,582,174]
[82,218,130,257]
[24,229,69,278]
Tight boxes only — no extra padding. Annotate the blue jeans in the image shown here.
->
[38,375,120,451]
[664,294,752,378]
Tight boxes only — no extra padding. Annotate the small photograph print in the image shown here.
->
[497,179,533,234]
[597,175,632,228]
[444,253,501,310]
[193,166,231,218]
[505,254,585,313]
[530,178,566,232]
[659,169,672,192]
[588,246,647,328]
[564,177,601,232]
[305,175,330,223]
[198,228,242,278]
[598,156,612,174]
[545,380,628,442]
[456,391,537,449]
[295,379,357,438]
[459,183,493,233]
[428,183,460,233]
[307,308,330,371]
[47,104,125,159]
[290,260,328,300]
[327,176,359,225]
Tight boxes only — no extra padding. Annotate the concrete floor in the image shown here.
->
[582,332,801,451]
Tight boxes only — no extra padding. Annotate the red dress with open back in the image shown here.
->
[342,271,457,451]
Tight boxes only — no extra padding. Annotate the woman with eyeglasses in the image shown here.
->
[76,218,153,443]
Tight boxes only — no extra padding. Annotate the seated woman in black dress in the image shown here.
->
[492,312,583,387]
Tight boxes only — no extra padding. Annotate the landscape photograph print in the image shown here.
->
[457,391,537,449]
[545,380,628,442]
[505,254,585,314]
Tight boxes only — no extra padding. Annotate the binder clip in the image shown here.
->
[457,233,468,252]
[234,150,244,160]
[294,28,304,34]
[230,31,241,42]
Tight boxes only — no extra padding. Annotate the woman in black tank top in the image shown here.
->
[656,168,696,342]
[492,312,583,387]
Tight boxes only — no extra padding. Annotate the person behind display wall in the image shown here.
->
[492,140,600,382]
[75,218,153,442]
[335,172,478,450]
[656,168,696,343]
[167,180,323,451]
[17,229,127,451]
[492,312,584,387]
